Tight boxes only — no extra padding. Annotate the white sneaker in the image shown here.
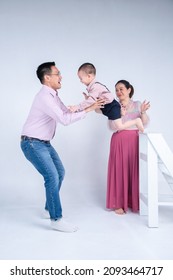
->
[51,218,78,232]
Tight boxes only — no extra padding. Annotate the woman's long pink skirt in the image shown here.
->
[106,130,139,212]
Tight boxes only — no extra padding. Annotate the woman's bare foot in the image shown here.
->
[115,208,125,215]
[136,118,144,132]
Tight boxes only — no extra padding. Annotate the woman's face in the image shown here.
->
[115,83,131,101]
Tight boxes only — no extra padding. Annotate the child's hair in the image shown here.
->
[78,63,96,75]
[115,80,134,98]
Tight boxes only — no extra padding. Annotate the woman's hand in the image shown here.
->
[141,100,150,113]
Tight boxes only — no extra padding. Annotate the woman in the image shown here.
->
[106,80,150,214]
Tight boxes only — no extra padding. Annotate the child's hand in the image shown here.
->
[68,105,78,112]
[82,92,89,100]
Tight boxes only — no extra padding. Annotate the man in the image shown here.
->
[21,62,104,232]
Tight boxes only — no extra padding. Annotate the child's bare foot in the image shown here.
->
[115,208,125,215]
[136,118,144,132]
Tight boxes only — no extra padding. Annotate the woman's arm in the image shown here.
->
[140,100,150,126]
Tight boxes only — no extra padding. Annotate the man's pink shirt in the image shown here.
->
[21,85,86,140]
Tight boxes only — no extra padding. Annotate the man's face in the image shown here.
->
[44,66,62,90]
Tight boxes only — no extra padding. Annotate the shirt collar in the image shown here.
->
[87,78,97,91]
[42,85,57,97]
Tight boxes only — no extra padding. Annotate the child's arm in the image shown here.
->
[82,92,89,100]
[68,105,79,113]
[68,94,96,112]
[68,83,112,112]
[68,97,96,112]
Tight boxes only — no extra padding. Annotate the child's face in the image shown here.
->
[78,70,94,86]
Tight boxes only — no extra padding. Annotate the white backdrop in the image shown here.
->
[0,0,173,208]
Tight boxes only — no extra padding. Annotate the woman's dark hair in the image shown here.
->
[115,80,134,98]
[36,62,55,83]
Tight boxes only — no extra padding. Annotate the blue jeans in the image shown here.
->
[20,139,65,220]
